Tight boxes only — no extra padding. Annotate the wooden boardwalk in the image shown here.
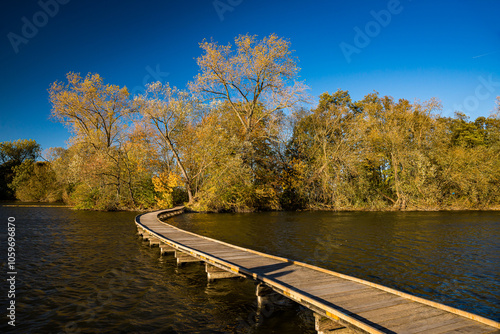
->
[135,207,500,334]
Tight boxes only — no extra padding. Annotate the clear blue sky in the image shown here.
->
[1,0,499,152]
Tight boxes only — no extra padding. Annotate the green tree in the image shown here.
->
[289,90,363,208]
[361,95,441,209]
[10,161,62,202]
[0,139,41,200]
[433,110,500,207]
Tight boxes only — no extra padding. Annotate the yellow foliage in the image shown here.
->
[152,171,181,208]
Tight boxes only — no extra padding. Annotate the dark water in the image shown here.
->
[0,207,498,333]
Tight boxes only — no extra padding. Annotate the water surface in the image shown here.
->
[0,206,498,333]
[0,206,313,333]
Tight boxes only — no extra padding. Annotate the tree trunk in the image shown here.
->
[391,152,401,209]
[164,136,193,203]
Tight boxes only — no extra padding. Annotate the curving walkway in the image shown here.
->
[135,207,500,334]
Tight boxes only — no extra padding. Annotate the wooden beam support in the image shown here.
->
[160,243,175,255]
[205,263,240,281]
[256,282,294,311]
[175,251,202,266]
[314,313,350,333]
[149,237,160,247]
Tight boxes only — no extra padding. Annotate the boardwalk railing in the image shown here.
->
[135,207,500,334]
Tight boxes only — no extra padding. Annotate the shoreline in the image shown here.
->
[2,202,499,213]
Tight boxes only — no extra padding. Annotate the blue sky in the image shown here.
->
[1,0,499,152]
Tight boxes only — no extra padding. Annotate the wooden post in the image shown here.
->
[314,313,348,333]
[175,251,202,266]
[160,243,175,255]
[255,283,290,307]
[205,263,240,281]
[149,237,160,247]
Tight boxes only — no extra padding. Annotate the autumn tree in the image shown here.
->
[360,95,442,209]
[289,90,363,208]
[49,72,136,209]
[43,147,75,202]
[190,34,307,139]
[122,123,164,208]
[186,34,308,211]
[189,101,260,212]
[0,139,41,164]
[134,82,196,203]
[49,72,130,149]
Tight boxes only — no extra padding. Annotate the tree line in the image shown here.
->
[2,34,499,211]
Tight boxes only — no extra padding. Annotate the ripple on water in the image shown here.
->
[0,207,498,333]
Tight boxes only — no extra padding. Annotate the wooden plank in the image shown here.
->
[319,287,384,302]
[198,248,251,256]
[331,287,395,305]
[221,254,264,262]
[358,301,428,322]
[190,242,228,247]
[451,326,500,334]
[188,246,241,254]
[300,281,364,298]
[379,306,448,329]
[280,276,345,290]
[200,250,255,261]
[212,254,264,262]
[156,231,189,236]
[346,295,412,314]
[325,290,395,312]
[185,245,234,253]
[413,319,495,334]
[318,286,374,299]
[183,239,225,245]
[208,254,260,262]
[160,233,195,238]
[200,254,261,263]
[199,248,254,256]
[161,237,201,242]
[234,258,282,268]
[175,247,259,264]
[388,312,464,334]
[275,269,338,283]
